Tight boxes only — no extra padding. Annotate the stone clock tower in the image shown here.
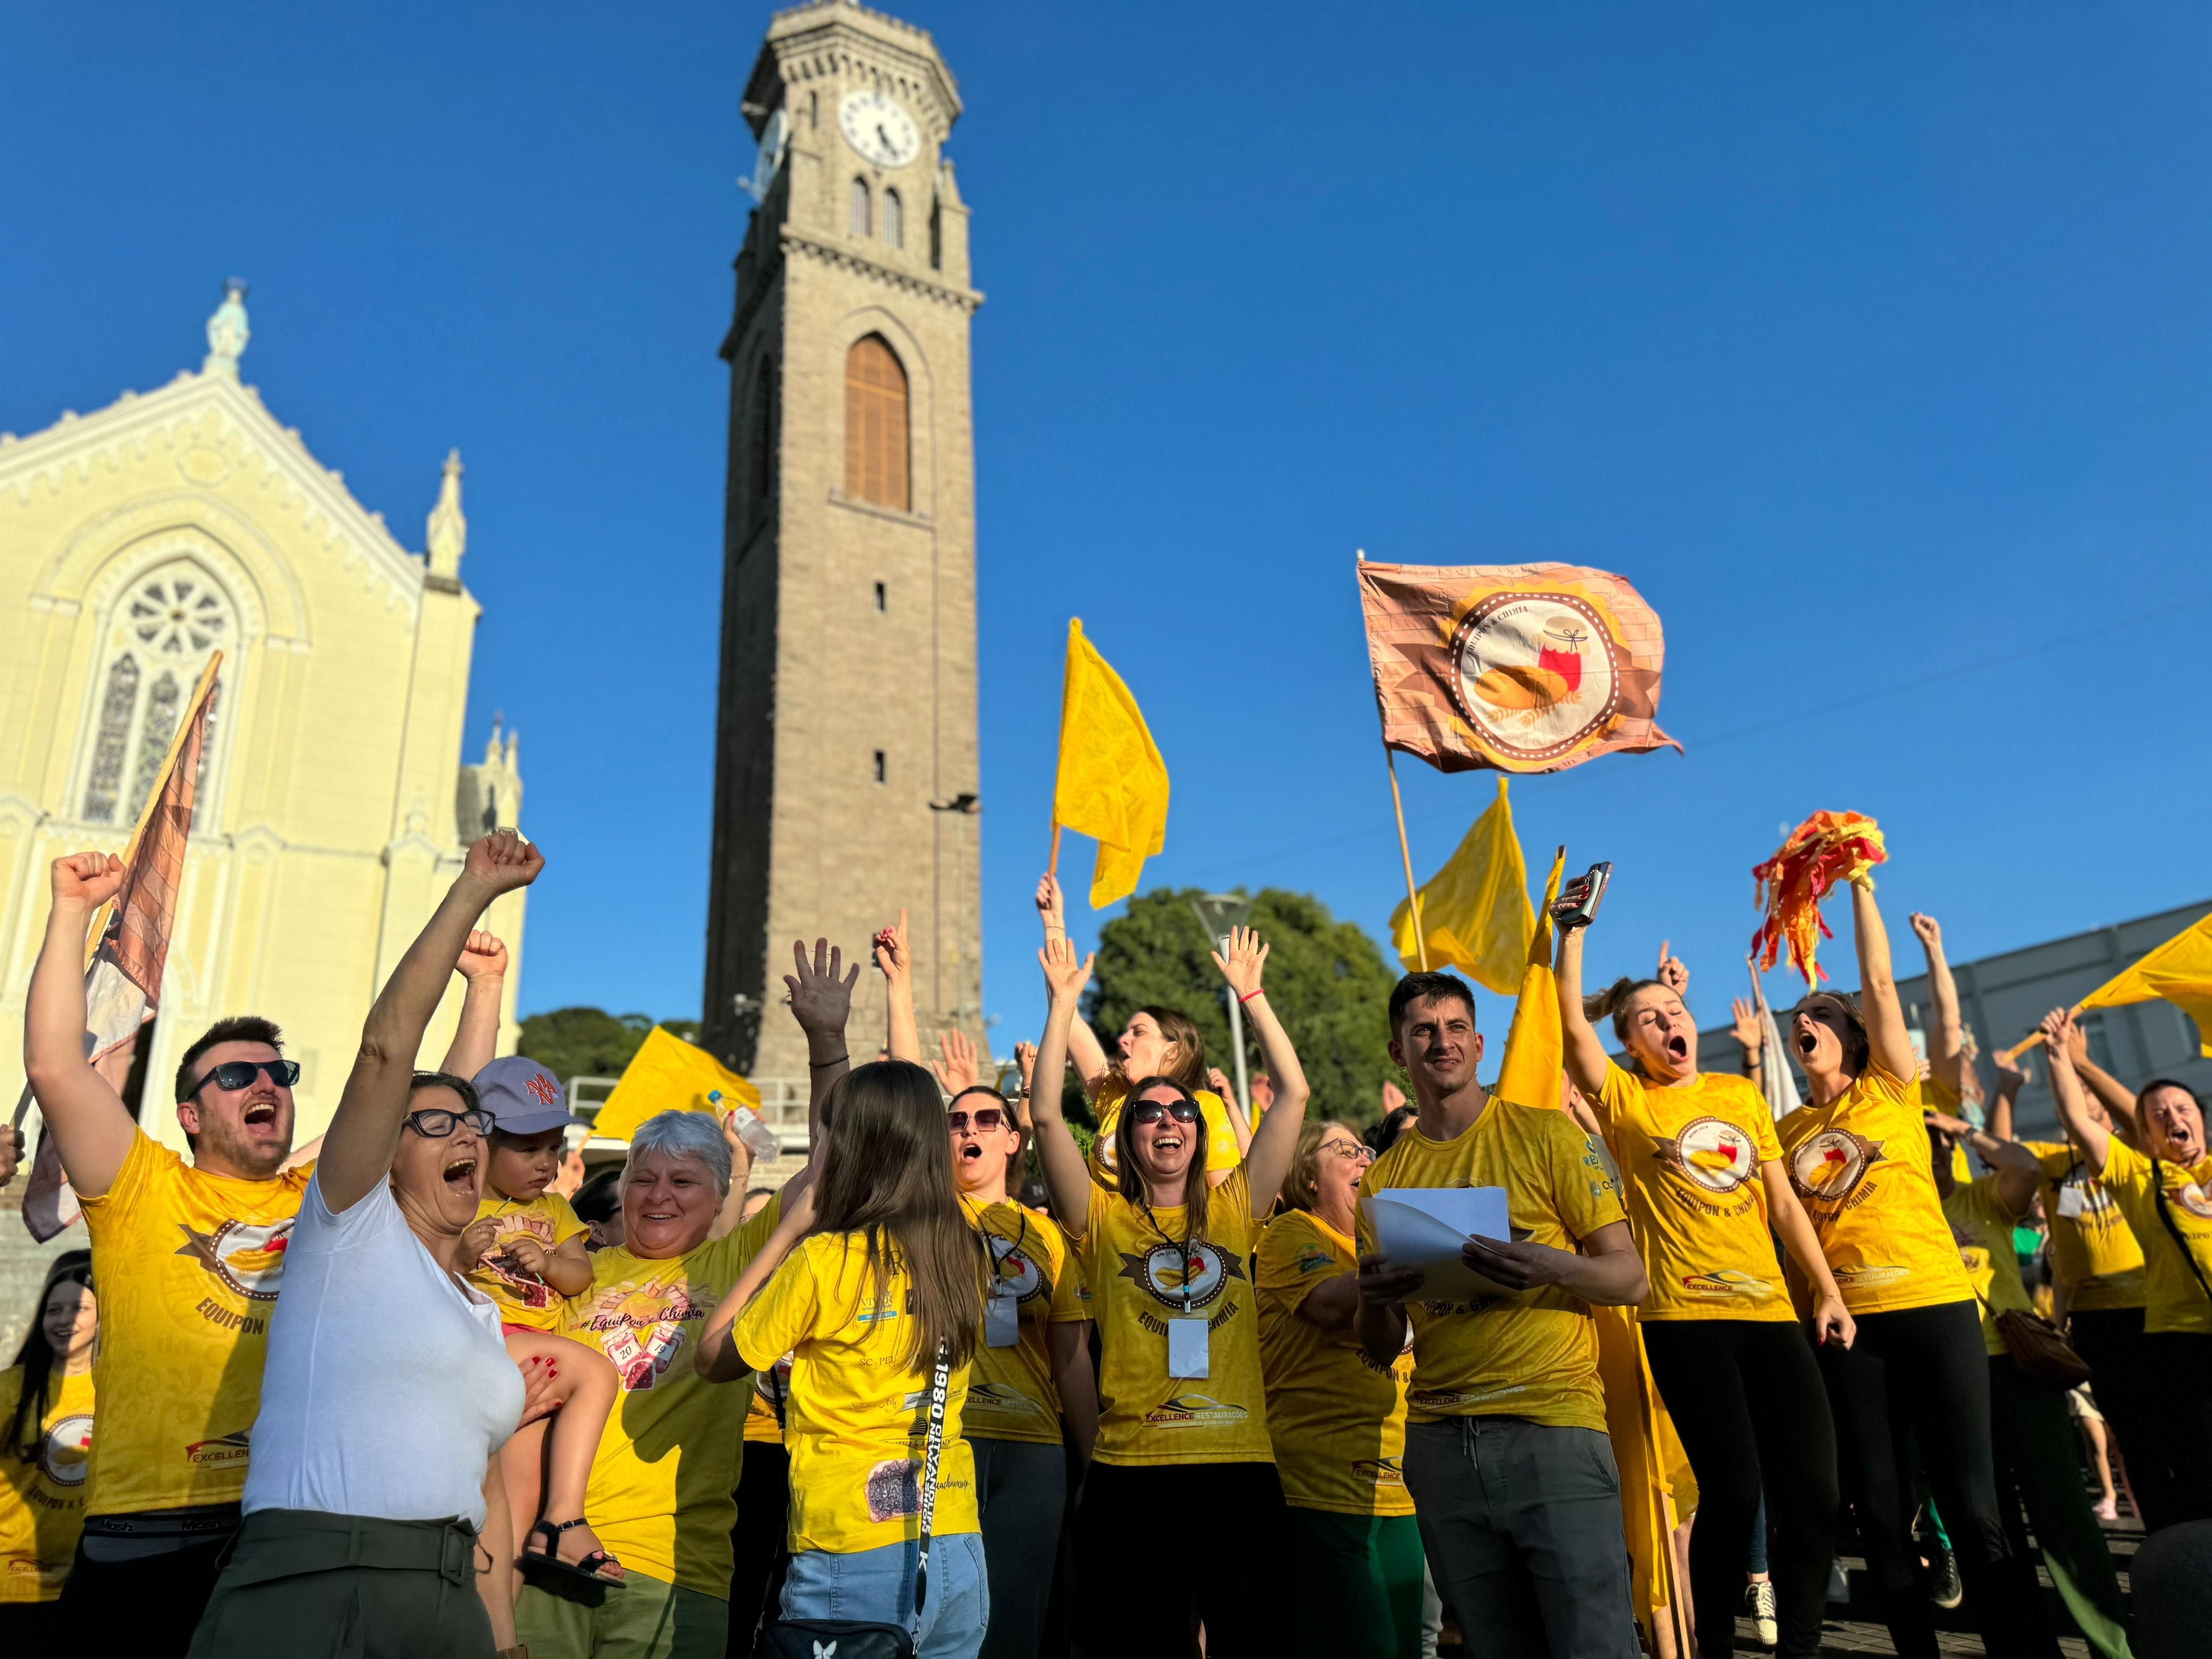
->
[704,0,984,1097]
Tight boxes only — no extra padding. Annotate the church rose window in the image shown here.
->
[884,188,903,249]
[77,563,234,826]
[844,335,910,510]
[850,177,872,237]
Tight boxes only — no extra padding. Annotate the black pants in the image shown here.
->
[1817,1300,2059,1659]
[973,1437,1069,1659]
[2136,1333,2212,1531]
[56,1528,236,1659]
[1643,1318,1837,1659]
[727,1442,792,1658]
[1072,1461,1287,1657]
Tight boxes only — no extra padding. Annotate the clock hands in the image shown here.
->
[876,123,895,157]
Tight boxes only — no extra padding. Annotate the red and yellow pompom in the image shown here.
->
[1750,811,1887,985]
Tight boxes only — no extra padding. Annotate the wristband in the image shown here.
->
[808,1053,849,1069]
[1238,990,1264,1005]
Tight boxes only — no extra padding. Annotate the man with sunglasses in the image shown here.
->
[24,851,320,1654]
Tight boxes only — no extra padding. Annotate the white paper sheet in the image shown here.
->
[1362,1187,1516,1301]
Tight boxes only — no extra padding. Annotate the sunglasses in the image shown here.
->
[1128,1099,1201,1127]
[947,1106,1006,1133]
[404,1107,493,1138]
[182,1058,301,1099]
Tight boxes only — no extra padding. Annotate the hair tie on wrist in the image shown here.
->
[1238,989,1264,1005]
[808,1053,849,1069]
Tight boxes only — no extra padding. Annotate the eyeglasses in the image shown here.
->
[1128,1099,1201,1126]
[404,1107,493,1138]
[1326,1141,1376,1163]
[947,1106,1006,1134]
[182,1058,301,1099]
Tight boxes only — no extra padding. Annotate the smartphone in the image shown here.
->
[1549,862,1612,930]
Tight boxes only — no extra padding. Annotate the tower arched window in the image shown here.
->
[883,188,903,249]
[844,334,910,510]
[77,562,234,827]
[850,177,872,237]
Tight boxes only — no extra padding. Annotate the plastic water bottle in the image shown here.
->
[710,1090,780,1163]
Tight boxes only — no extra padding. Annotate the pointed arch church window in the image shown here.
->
[129,673,182,823]
[82,654,140,823]
[850,178,872,237]
[844,335,910,510]
[884,188,903,249]
[76,562,236,826]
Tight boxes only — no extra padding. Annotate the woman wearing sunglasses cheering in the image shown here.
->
[1029,925,1310,1658]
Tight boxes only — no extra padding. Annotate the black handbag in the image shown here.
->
[762,1343,951,1659]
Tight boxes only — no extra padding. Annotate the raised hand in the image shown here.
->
[456,931,508,983]
[1034,873,1067,935]
[1656,941,1688,997]
[1038,934,1094,1007]
[785,938,860,1037]
[1730,996,1761,1052]
[464,830,543,895]
[2039,1007,2077,1064]
[1908,912,1942,952]
[1210,925,1269,1001]
[873,908,910,985]
[1207,1066,1236,1101]
[934,1029,981,1094]
[1923,1110,1976,1139]
[1013,1040,1037,1093]
[51,851,125,909]
[1992,1046,2029,1096]
[1250,1074,1276,1115]
[1379,1078,1406,1115]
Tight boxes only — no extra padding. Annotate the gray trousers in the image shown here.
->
[1403,1416,1639,1659]
[968,1436,1066,1659]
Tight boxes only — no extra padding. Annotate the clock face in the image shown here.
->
[839,88,921,170]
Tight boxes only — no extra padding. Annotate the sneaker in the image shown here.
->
[1928,1546,1964,1610]
[1745,1580,1779,1646]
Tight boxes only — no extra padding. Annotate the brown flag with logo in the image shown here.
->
[1357,558,1682,774]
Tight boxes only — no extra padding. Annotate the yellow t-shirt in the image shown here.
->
[1255,1209,1413,1516]
[74,1131,312,1515]
[556,1195,784,1595]
[2025,1141,2145,1313]
[1940,1175,2033,1358]
[962,1199,1090,1447]
[1087,1081,1242,1189]
[733,1230,983,1554]
[1077,1168,1273,1466]
[743,1354,794,1446]
[1591,1063,1792,1321]
[467,1191,590,1329]
[0,1368,95,1603]
[1777,1066,1971,1314]
[2098,1141,2212,1336]
[1355,1100,1627,1435]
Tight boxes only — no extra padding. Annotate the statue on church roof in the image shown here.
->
[204,278,250,376]
[427,448,467,579]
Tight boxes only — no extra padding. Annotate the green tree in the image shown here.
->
[1083,887,1401,1128]
[516,1008,701,1086]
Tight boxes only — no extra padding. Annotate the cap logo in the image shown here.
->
[525,1073,558,1105]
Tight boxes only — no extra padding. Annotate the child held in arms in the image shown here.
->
[459,1058,625,1588]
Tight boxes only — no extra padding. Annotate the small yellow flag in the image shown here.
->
[1053,619,1170,909]
[1490,849,1565,1113]
[2080,913,2212,1058]
[1389,777,1534,992]
[591,1026,763,1145]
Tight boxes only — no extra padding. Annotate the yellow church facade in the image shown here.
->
[0,283,525,1151]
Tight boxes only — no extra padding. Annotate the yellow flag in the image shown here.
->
[1594,1304,1694,1651]
[2080,914,2212,1058]
[1490,849,1565,1112]
[1053,619,1169,908]
[591,1026,762,1145]
[1389,777,1533,992]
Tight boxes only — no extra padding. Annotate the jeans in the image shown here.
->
[1402,1415,1639,1659]
[780,1532,988,1659]
[968,1438,1066,1659]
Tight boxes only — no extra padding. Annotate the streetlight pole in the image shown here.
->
[1189,892,1255,1108]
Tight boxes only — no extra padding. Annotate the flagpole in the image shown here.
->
[1048,821,1061,882]
[1384,747,1428,971]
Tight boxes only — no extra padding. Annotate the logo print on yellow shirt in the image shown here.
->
[985,1234,1046,1304]
[1655,1118,1758,1194]
[1788,1131,1884,1205]
[864,1457,925,1521]
[174,1219,294,1300]
[2178,1178,2212,1222]
[40,1413,94,1486]
[186,1429,253,1469]
[1118,1241,1243,1312]
[1141,1393,1250,1428]
[1679,1269,1774,1303]
[1352,1456,1408,1488]
[967,1381,1048,1418]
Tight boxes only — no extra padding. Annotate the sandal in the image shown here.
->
[522,1517,624,1586]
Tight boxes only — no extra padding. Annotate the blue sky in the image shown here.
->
[9,4,2210,1068]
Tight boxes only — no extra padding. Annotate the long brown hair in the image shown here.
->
[812,1060,990,1371]
[1115,1075,1212,1243]
[1110,1006,1207,1092]
[9,1252,93,1463]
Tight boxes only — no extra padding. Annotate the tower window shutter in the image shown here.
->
[844,335,910,510]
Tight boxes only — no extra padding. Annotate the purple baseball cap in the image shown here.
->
[475,1056,586,1136]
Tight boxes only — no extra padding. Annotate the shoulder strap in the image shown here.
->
[909,1339,950,1635]
[2150,1157,2212,1312]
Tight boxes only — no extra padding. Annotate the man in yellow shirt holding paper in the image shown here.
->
[1355,970,1647,1659]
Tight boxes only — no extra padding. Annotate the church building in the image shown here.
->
[0,283,526,1151]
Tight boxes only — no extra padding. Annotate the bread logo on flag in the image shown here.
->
[1654,1118,1758,1195]
[1359,559,1681,774]
[1788,1129,1884,1205]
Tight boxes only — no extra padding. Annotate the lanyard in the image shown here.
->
[1137,1200,1195,1314]
[966,1199,1029,1295]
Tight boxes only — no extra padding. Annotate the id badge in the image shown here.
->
[985,1293,1021,1348]
[2057,1184,2085,1219]
[1168,1316,1210,1379]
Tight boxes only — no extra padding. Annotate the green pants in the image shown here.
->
[186,1509,493,1659]
[1286,1506,1426,1659]
[1988,1358,2134,1659]
[516,1569,729,1659]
